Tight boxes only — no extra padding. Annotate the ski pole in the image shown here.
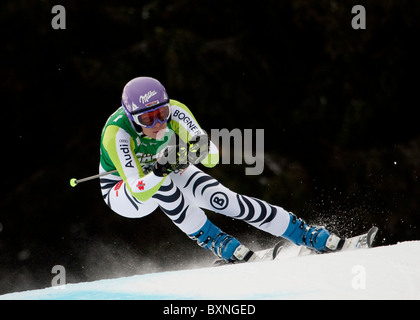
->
[69,169,118,187]
[69,139,200,187]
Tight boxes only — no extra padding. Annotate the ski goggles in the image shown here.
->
[131,103,171,128]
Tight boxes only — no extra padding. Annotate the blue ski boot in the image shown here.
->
[282,213,341,252]
[189,219,252,262]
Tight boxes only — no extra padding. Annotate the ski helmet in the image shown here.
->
[121,77,170,126]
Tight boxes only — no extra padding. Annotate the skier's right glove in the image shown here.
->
[187,134,210,165]
[153,144,189,177]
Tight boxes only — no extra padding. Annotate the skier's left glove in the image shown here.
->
[153,144,189,177]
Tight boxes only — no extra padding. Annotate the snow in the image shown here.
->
[1,241,420,300]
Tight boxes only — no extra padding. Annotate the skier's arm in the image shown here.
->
[102,125,166,201]
[170,100,219,168]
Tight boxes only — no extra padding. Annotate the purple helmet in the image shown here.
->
[121,77,170,125]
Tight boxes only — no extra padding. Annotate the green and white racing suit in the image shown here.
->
[99,99,291,243]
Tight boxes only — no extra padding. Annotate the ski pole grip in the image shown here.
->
[70,178,78,187]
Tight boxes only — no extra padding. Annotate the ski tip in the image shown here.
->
[367,226,379,248]
[70,178,78,187]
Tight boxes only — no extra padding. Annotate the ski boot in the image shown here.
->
[282,213,342,252]
[189,219,253,262]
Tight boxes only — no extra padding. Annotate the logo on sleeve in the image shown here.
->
[137,180,145,191]
[119,144,134,168]
[173,109,199,133]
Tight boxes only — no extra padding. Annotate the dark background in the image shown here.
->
[1,0,419,295]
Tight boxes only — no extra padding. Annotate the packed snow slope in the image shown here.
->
[1,241,419,300]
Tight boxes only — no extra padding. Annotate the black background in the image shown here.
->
[1,0,419,295]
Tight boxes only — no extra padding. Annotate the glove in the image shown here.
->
[153,134,210,177]
[153,144,190,177]
[187,134,210,165]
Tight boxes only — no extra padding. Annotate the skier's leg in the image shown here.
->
[151,176,246,262]
[100,173,158,218]
[171,166,339,252]
[171,166,290,236]
[99,166,244,261]
[151,176,207,235]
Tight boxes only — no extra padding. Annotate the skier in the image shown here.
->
[99,76,341,263]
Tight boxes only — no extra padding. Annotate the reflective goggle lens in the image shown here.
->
[133,104,170,127]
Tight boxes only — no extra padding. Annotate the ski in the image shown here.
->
[212,226,379,266]
[272,226,379,259]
